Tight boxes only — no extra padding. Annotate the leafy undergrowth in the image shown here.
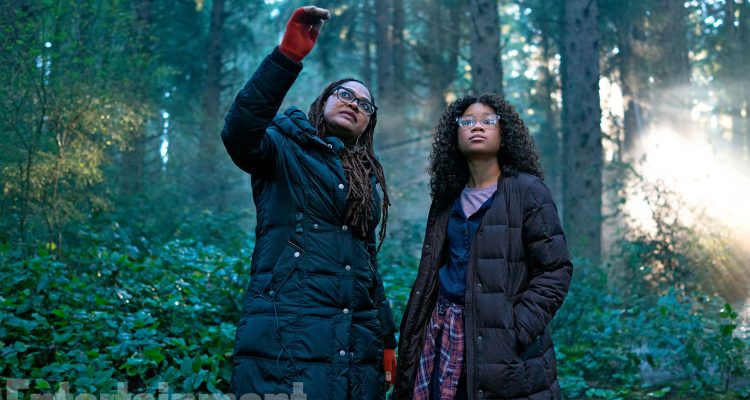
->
[1,219,748,398]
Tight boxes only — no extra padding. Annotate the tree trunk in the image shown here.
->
[20,149,33,246]
[744,2,750,162]
[392,0,405,102]
[120,0,151,199]
[617,11,645,154]
[376,0,393,100]
[361,0,373,86]
[649,0,691,129]
[194,0,225,210]
[422,2,460,126]
[737,0,750,162]
[375,0,408,146]
[562,0,602,264]
[651,0,691,88]
[204,0,223,127]
[19,67,48,249]
[713,0,749,163]
[537,33,562,205]
[375,0,399,144]
[724,0,742,160]
[468,0,502,95]
[120,133,146,197]
[47,121,67,258]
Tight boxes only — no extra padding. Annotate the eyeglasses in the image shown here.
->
[455,115,500,128]
[333,86,377,116]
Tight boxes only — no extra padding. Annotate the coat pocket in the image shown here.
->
[519,334,544,360]
[258,240,305,300]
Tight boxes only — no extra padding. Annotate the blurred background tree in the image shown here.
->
[1,0,749,398]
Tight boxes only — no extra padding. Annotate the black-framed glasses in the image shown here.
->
[333,86,377,116]
[455,114,500,128]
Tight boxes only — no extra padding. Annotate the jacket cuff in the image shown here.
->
[514,324,532,346]
[269,46,303,74]
[513,306,535,346]
[383,334,397,349]
[378,300,399,336]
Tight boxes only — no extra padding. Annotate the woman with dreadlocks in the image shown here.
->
[221,6,397,399]
[393,95,573,400]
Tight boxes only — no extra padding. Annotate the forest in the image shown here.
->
[1,0,749,398]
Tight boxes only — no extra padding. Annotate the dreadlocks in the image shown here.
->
[308,78,390,253]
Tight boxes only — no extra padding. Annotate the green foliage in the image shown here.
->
[0,1,158,253]
[553,264,750,399]
[378,217,425,329]
[4,202,746,398]
[551,163,750,399]
[0,232,249,394]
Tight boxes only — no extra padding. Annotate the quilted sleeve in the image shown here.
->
[221,47,302,175]
[513,178,573,345]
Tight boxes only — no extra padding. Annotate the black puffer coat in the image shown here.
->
[222,47,397,400]
[394,172,573,400]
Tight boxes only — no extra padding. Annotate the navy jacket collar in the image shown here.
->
[273,106,346,155]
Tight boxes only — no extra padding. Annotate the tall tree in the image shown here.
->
[370,0,410,149]
[649,0,692,129]
[740,0,750,161]
[193,0,227,210]
[651,0,691,87]
[524,0,564,203]
[361,0,373,85]
[120,0,153,199]
[417,1,461,126]
[601,0,648,153]
[536,31,563,202]
[561,0,603,264]
[719,0,750,161]
[468,0,503,94]
[392,0,406,106]
[376,0,394,100]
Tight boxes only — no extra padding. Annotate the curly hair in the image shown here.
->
[308,78,389,253]
[429,93,544,211]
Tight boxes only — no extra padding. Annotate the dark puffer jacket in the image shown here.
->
[221,48,397,400]
[394,172,573,400]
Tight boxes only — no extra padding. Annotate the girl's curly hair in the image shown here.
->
[429,93,544,211]
[308,78,389,253]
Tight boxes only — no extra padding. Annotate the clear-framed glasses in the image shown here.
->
[333,86,377,116]
[455,114,500,128]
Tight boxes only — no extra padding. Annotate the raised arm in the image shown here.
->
[221,6,330,175]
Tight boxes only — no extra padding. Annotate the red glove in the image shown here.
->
[279,6,330,62]
[384,348,397,390]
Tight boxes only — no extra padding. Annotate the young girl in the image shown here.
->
[393,94,573,399]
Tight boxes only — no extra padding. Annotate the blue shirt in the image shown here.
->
[438,189,495,305]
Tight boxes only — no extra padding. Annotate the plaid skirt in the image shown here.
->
[413,295,465,400]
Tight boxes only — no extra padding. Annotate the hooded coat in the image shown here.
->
[221,47,397,400]
[393,172,573,400]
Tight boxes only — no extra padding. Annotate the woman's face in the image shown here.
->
[323,81,373,144]
[457,102,502,159]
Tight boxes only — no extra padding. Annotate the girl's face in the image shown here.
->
[457,102,502,159]
[323,81,373,144]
